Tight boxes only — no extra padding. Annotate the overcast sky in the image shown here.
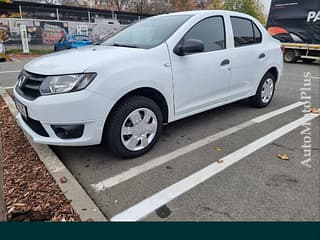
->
[259,0,272,14]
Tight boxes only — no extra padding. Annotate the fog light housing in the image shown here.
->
[51,124,84,139]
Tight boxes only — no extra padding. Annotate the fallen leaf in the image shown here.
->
[310,107,319,114]
[214,146,223,151]
[1,105,8,110]
[60,176,68,184]
[278,154,289,161]
[8,207,15,214]
[216,159,224,164]
[13,203,27,207]
[7,188,15,195]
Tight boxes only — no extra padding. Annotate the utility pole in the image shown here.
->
[0,135,6,221]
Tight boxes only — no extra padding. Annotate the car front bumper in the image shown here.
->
[14,87,113,146]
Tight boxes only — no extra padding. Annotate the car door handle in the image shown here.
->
[259,53,266,59]
[221,59,230,66]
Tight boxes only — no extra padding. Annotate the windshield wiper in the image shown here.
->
[112,42,139,48]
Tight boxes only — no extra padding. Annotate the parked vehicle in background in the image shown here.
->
[267,0,320,63]
[14,10,283,158]
[0,41,5,62]
[54,34,93,51]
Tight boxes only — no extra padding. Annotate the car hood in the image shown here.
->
[24,45,146,75]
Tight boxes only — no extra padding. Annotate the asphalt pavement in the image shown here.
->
[1,59,319,221]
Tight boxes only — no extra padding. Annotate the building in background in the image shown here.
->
[0,0,152,47]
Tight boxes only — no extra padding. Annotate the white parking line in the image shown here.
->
[91,101,304,192]
[4,86,14,90]
[9,57,21,63]
[111,112,319,221]
[250,101,304,123]
[0,70,20,74]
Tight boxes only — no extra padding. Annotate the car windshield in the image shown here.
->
[100,15,192,49]
[73,36,90,41]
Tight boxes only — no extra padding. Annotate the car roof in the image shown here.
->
[68,34,89,37]
[160,10,256,21]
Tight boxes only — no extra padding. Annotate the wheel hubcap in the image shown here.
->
[121,108,158,151]
[285,52,293,62]
[261,78,274,104]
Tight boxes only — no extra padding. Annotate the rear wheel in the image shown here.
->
[104,96,163,158]
[284,49,298,63]
[250,73,276,108]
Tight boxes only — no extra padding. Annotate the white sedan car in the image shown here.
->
[14,10,283,158]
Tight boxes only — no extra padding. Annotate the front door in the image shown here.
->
[171,16,232,117]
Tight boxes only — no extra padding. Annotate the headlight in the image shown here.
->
[39,73,97,95]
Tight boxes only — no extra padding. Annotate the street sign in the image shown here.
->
[20,25,29,54]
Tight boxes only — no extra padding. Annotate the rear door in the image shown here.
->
[229,16,266,100]
[171,16,232,117]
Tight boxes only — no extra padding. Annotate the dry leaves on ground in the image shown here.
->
[214,146,223,152]
[310,107,319,114]
[0,96,80,221]
[277,154,289,161]
[216,159,224,164]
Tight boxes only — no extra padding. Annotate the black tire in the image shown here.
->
[250,73,276,108]
[284,49,298,63]
[104,96,163,158]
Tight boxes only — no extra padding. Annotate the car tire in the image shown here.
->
[104,96,163,158]
[250,73,276,108]
[284,49,298,63]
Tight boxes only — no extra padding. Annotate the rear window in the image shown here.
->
[253,23,262,43]
[231,17,262,47]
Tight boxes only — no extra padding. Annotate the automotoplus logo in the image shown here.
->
[300,72,312,168]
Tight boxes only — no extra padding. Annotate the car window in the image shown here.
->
[66,35,73,41]
[74,36,90,41]
[59,35,66,42]
[183,16,226,52]
[231,17,256,47]
[252,22,262,43]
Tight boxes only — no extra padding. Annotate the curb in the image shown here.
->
[0,87,108,222]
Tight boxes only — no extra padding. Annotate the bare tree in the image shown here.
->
[149,0,172,14]
[110,0,130,11]
[172,0,196,11]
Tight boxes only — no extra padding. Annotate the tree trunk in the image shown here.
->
[0,135,6,221]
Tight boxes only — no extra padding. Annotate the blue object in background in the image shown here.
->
[54,34,93,51]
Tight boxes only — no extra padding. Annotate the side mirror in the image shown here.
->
[174,39,205,56]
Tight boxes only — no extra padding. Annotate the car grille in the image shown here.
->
[22,115,49,137]
[16,71,46,100]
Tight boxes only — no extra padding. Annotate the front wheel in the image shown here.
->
[250,73,276,108]
[104,96,163,158]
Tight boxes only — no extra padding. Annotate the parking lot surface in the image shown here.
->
[1,59,319,221]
